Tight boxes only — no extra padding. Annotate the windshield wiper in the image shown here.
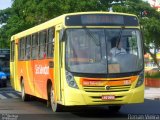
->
[84,28,100,46]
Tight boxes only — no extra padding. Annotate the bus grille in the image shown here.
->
[83,85,131,92]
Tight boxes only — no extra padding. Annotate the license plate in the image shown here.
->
[102,95,115,100]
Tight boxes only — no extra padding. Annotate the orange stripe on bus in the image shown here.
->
[80,76,137,86]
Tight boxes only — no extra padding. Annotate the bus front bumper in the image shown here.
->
[63,84,144,106]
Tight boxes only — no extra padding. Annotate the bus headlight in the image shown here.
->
[136,71,144,88]
[66,71,78,89]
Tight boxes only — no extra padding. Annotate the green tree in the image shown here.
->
[0,8,12,48]
[0,8,12,24]
[0,0,116,48]
[112,0,160,69]
[141,17,160,68]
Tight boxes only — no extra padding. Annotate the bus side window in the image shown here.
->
[47,27,55,58]
[19,38,25,60]
[25,35,31,60]
[39,30,47,59]
[31,33,38,59]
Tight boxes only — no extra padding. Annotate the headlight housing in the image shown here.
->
[135,71,144,88]
[66,71,78,89]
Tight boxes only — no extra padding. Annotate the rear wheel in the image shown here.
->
[50,86,62,112]
[21,80,30,101]
[108,105,121,112]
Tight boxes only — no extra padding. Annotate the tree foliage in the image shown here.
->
[0,0,114,48]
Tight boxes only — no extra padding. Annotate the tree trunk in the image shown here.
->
[145,45,160,70]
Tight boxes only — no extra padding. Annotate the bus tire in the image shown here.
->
[21,80,30,101]
[50,86,62,112]
[108,105,121,112]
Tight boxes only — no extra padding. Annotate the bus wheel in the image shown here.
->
[50,86,62,112]
[108,105,121,112]
[21,80,30,101]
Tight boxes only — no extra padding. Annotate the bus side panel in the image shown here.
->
[42,59,54,99]
[18,61,35,96]
[17,59,53,100]
[10,61,15,89]
[10,41,15,90]
[33,59,53,99]
[54,28,61,102]
[10,39,21,92]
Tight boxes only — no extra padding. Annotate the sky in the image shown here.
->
[0,0,12,10]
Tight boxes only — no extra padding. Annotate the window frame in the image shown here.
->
[47,27,55,58]
[38,30,47,59]
[25,35,31,60]
[31,33,39,60]
[18,37,26,61]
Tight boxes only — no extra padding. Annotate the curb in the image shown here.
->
[145,87,160,100]
[145,96,160,100]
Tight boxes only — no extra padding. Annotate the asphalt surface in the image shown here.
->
[0,83,160,120]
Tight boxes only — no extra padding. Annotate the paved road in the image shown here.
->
[0,86,160,120]
[0,87,21,100]
[145,87,160,100]
[0,98,160,120]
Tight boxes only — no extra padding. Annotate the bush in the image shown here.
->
[145,71,160,79]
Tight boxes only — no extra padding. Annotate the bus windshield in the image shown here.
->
[65,28,143,74]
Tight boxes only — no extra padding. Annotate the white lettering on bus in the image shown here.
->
[35,65,49,75]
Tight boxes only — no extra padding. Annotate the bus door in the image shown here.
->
[54,24,64,103]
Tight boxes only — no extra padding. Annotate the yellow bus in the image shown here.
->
[10,12,144,112]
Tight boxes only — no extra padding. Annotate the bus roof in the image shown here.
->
[11,11,137,41]
[63,11,137,17]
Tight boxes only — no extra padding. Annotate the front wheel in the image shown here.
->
[50,86,62,112]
